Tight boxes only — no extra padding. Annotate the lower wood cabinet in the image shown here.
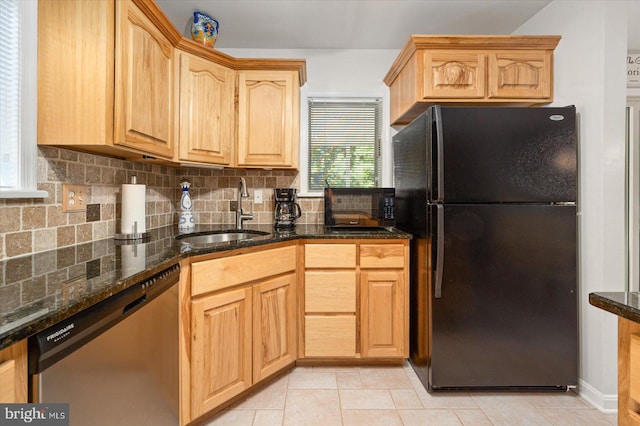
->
[302,241,409,360]
[191,287,253,417]
[188,245,297,422]
[253,273,297,382]
[0,340,27,403]
[361,270,406,358]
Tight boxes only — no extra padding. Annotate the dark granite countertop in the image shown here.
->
[589,292,640,324]
[0,224,410,350]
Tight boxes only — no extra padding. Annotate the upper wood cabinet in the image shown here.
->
[176,51,234,165]
[237,70,300,169]
[384,35,560,125]
[38,0,306,168]
[114,0,175,158]
[39,0,177,160]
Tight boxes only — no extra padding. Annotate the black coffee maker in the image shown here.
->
[274,188,302,228]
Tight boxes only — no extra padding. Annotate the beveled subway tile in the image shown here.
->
[32,251,57,277]
[22,206,46,230]
[341,409,402,426]
[33,228,56,253]
[5,231,32,257]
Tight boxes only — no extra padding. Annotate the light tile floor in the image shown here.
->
[205,364,617,425]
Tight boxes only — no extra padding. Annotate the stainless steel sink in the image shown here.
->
[176,230,269,246]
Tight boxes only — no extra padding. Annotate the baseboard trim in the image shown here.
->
[578,379,618,414]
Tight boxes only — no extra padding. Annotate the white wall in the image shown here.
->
[219,48,399,194]
[515,0,629,413]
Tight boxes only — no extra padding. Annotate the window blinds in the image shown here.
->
[308,98,382,191]
[0,0,20,190]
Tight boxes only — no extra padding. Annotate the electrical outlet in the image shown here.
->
[62,184,87,212]
[254,189,263,204]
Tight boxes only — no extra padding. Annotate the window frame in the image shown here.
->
[0,0,47,199]
[300,95,385,197]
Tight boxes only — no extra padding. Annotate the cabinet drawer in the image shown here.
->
[305,244,356,268]
[305,271,356,313]
[192,245,296,296]
[305,316,356,357]
[359,244,405,269]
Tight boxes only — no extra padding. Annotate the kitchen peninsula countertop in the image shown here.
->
[0,224,411,350]
[589,292,640,323]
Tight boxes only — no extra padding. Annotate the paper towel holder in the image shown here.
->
[114,220,151,241]
[115,175,151,241]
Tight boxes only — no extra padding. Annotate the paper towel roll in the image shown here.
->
[121,183,146,235]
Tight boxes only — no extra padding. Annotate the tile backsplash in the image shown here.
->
[0,147,323,261]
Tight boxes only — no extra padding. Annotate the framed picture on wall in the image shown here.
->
[629,52,640,87]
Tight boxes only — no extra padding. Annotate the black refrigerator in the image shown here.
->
[393,105,578,391]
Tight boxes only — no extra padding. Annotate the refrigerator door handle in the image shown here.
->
[435,204,445,298]
[433,105,444,202]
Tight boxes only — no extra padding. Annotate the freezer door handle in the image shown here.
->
[433,105,444,202]
[435,204,444,298]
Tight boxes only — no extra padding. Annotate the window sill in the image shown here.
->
[0,189,49,199]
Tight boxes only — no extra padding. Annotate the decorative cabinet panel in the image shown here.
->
[177,52,234,165]
[253,273,297,382]
[237,70,300,169]
[191,287,253,419]
[487,50,552,99]
[384,35,560,125]
[0,340,27,403]
[423,51,485,99]
[114,0,175,158]
[360,270,406,358]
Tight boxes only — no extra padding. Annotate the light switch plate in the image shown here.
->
[62,184,87,212]
[254,189,263,204]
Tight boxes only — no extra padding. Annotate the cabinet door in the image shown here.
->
[191,287,252,418]
[177,52,234,165]
[0,340,27,403]
[487,50,552,99]
[115,0,174,158]
[423,50,485,99]
[253,273,297,382]
[360,270,406,358]
[237,70,299,168]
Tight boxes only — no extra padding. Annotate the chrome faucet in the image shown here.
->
[236,177,253,229]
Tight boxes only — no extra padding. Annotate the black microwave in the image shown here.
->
[324,188,395,228]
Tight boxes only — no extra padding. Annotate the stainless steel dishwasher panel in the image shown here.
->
[30,265,179,426]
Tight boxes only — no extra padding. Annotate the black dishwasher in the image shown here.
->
[28,263,180,426]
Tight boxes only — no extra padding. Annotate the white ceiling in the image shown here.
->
[155,0,640,51]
